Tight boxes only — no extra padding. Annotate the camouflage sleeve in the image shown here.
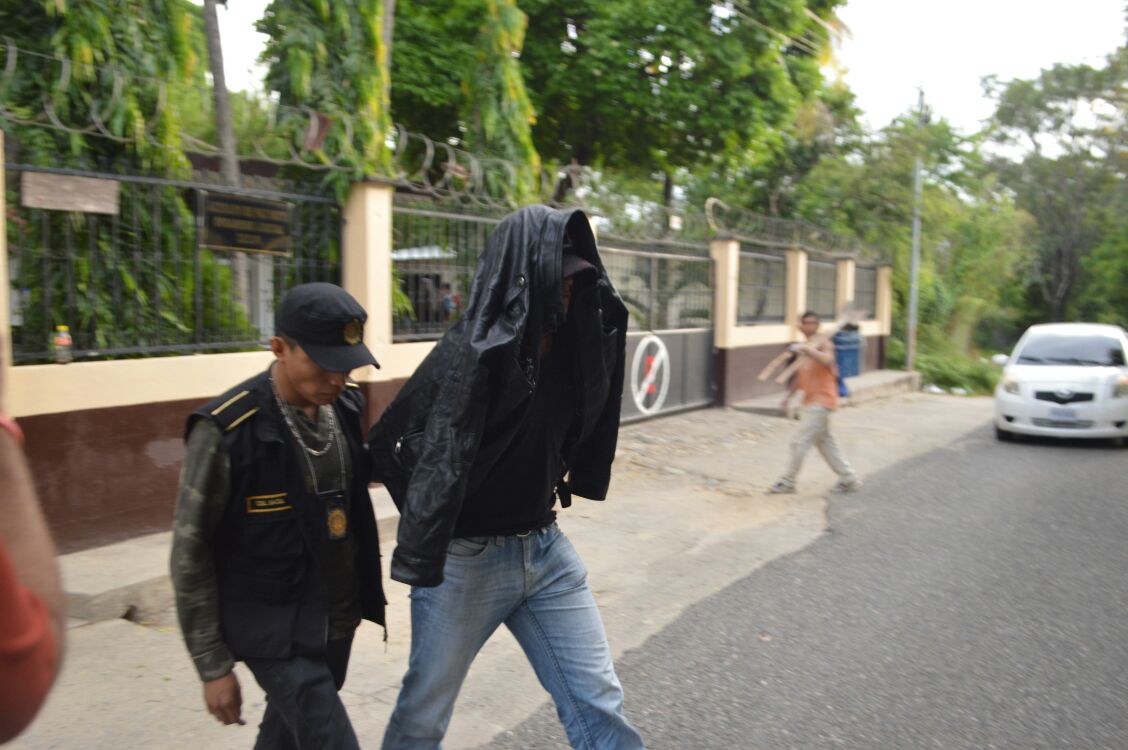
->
[169,419,234,682]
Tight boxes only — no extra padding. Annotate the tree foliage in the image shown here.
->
[985,48,1127,323]
[0,0,200,172]
[518,0,841,176]
[0,1,262,359]
[257,0,395,184]
[792,115,1033,355]
[390,0,844,201]
[461,0,542,204]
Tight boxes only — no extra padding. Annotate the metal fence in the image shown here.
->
[5,164,340,363]
[855,266,877,319]
[391,206,714,340]
[737,249,787,324]
[391,200,503,342]
[600,245,713,331]
[806,259,838,319]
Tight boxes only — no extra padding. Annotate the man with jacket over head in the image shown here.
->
[371,206,646,749]
[170,282,385,749]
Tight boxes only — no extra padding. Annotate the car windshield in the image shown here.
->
[1015,334,1126,366]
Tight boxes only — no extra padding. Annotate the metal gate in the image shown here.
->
[5,163,341,362]
[599,243,714,421]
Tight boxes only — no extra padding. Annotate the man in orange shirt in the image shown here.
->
[769,311,862,494]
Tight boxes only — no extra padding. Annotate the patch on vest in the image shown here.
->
[327,508,348,539]
[246,492,292,513]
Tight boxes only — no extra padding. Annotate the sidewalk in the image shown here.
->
[14,376,984,750]
[58,370,919,629]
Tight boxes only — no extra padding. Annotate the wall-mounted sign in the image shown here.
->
[21,172,120,215]
[200,191,292,256]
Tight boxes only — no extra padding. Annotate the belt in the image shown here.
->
[508,522,555,538]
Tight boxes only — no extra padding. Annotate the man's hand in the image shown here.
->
[203,672,244,726]
[791,341,832,367]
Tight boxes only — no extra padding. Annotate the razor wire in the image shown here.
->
[0,40,596,210]
[1,40,881,260]
[705,198,883,262]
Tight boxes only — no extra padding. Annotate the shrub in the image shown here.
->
[885,336,999,395]
[916,350,1000,394]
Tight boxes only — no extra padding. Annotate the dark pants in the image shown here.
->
[245,635,359,750]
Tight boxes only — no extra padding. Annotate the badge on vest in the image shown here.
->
[320,489,349,540]
[246,492,292,513]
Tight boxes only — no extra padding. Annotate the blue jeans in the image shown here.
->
[381,523,645,750]
[245,634,359,750]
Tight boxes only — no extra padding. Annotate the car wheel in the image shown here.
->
[995,425,1015,442]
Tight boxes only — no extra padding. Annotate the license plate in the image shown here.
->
[1049,407,1078,420]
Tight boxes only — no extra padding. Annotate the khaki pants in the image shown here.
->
[779,405,856,487]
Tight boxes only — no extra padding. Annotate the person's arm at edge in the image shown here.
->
[169,419,243,725]
[0,426,64,742]
[0,429,64,640]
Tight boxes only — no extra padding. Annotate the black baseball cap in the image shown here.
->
[562,252,596,279]
[276,283,380,372]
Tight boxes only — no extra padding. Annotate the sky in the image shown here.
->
[208,0,1126,136]
[833,0,1125,133]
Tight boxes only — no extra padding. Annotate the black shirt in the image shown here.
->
[454,335,575,537]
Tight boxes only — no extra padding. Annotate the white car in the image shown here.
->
[994,322,1128,445]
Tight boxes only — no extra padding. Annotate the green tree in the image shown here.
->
[793,115,1032,357]
[389,1,844,203]
[684,80,862,217]
[0,0,198,173]
[257,0,395,185]
[389,0,479,141]
[518,0,844,202]
[461,0,542,204]
[0,1,259,359]
[985,48,1126,322]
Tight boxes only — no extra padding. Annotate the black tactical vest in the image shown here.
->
[188,370,385,661]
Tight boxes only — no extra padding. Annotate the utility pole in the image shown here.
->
[905,89,929,372]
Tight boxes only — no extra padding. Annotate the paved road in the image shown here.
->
[488,427,1128,749]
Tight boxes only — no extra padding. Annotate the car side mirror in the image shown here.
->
[990,353,1009,367]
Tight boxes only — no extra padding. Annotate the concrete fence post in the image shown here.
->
[835,257,857,316]
[785,247,808,339]
[342,180,395,379]
[876,263,893,336]
[709,239,740,350]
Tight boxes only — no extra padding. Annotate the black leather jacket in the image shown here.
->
[369,206,628,587]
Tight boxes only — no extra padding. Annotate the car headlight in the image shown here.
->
[1001,375,1020,395]
[1114,377,1128,398]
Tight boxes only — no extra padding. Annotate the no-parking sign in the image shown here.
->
[630,334,670,415]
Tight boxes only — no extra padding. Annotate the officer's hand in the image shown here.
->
[203,672,245,726]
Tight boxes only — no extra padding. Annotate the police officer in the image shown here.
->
[170,282,385,749]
